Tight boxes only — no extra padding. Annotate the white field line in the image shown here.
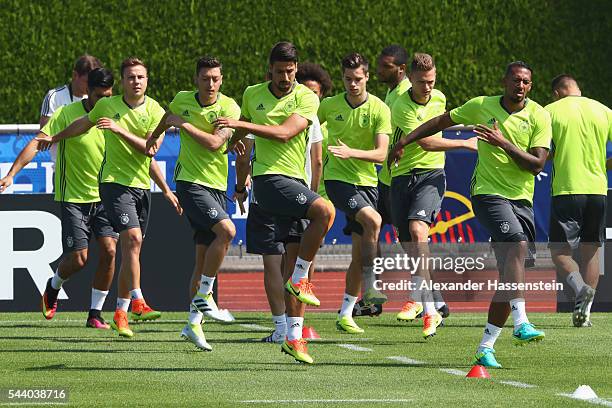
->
[240,399,413,404]
[499,380,537,388]
[336,344,373,352]
[439,368,468,376]
[238,323,272,331]
[386,356,425,365]
[557,394,612,407]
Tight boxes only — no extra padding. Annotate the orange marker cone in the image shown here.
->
[466,365,491,379]
[302,326,321,339]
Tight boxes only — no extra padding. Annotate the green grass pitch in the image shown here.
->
[0,312,610,407]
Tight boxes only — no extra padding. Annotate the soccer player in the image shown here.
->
[145,56,240,350]
[389,61,551,367]
[217,42,335,364]
[388,53,477,338]
[545,74,611,327]
[37,57,181,338]
[235,62,332,344]
[40,55,102,128]
[1,68,116,328]
[318,53,391,334]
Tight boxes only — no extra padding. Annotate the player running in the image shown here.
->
[146,56,240,350]
[318,53,391,334]
[217,42,334,364]
[545,74,611,327]
[37,57,181,338]
[389,61,551,367]
[388,53,477,338]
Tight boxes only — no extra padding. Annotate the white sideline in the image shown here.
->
[240,399,413,404]
[337,344,373,352]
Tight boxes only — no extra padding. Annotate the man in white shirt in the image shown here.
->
[40,54,102,128]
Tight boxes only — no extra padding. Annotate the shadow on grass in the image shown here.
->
[25,364,296,372]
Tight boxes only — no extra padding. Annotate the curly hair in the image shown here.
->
[296,62,333,97]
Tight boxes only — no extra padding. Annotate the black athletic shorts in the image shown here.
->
[472,194,536,269]
[549,194,606,248]
[60,201,118,253]
[246,202,284,255]
[377,181,393,226]
[325,179,378,236]
[99,182,151,236]
[176,181,230,246]
[390,168,445,241]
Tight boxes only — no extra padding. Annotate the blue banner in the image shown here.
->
[2,130,608,243]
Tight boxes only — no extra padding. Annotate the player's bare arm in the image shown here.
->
[145,112,172,157]
[329,133,389,164]
[474,122,547,175]
[216,113,309,144]
[149,159,183,215]
[387,112,456,168]
[36,115,94,151]
[0,137,41,192]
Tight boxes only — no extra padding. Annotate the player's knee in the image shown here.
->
[310,198,334,224]
[216,221,236,243]
[409,222,429,242]
[69,249,88,269]
[99,241,117,261]
[360,211,382,232]
[122,230,143,250]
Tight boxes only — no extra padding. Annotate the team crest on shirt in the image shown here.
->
[66,236,74,248]
[416,113,424,121]
[348,198,358,209]
[359,114,370,128]
[500,221,510,234]
[207,208,219,219]
[519,120,530,133]
[487,118,496,126]
[284,99,296,114]
[120,213,130,225]
[138,115,148,126]
[113,113,121,120]
[205,111,218,123]
[182,110,190,117]
[296,193,307,205]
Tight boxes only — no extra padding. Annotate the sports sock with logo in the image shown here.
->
[291,257,311,284]
[477,323,502,352]
[199,275,216,295]
[129,288,143,300]
[510,298,529,329]
[339,294,357,317]
[286,316,304,341]
[273,314,287,336]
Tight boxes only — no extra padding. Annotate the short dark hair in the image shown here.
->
[120,57,147,78]
[341,53,369,73]
[551,74,577,91]
[380,45,408,66]
[410,53,435,72]
[269,42,298,64]
[88,68,114,89]
[296,62,333,97]
[505,61,532,77]
[73,55,102,76]
[196,56,222,74]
